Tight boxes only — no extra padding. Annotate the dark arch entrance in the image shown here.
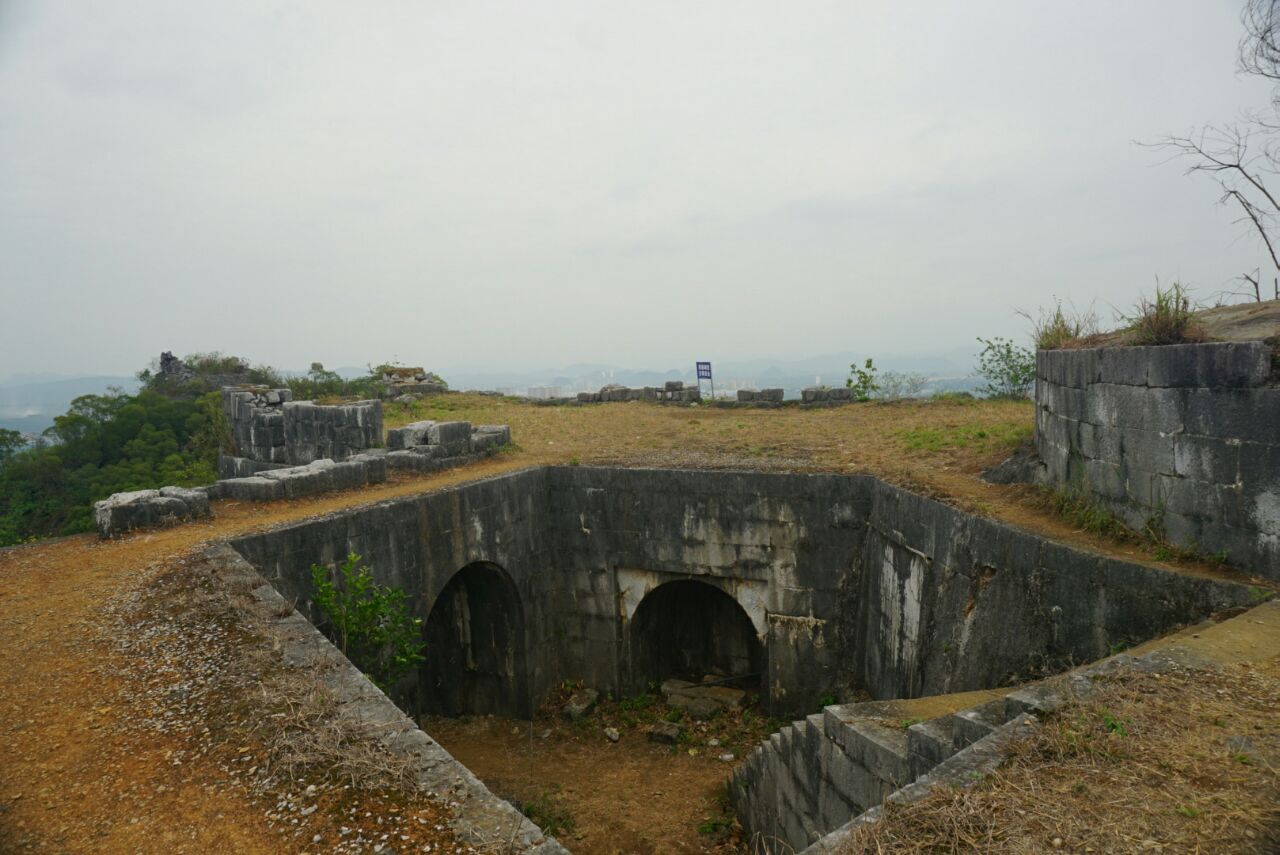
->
[420,561,530,717]
[629,579,764,692]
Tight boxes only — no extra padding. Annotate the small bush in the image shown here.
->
[1123,283,1206,345]
[309,552,425,690]
[846,358,880,401]
[1025,301,1099,350]
[975,337,1035,399]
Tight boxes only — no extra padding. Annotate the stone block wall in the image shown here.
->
[221,387,383,467]
[576,381,703,403]
[738,388,785,403]
[222,387,292,464]
[1035,342,1279,579]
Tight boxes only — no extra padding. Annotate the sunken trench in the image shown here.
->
[226,466,1258,853]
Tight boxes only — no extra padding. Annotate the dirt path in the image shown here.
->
[1,396,1272,853]
[0,461,529,854]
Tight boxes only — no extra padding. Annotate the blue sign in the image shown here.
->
[696,361,712,380]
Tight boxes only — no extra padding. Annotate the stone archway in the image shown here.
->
[420,561,530,717]
[628,579,765,693]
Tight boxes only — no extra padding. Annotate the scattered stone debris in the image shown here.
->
[648,722,682,744]
[660,678,746,720]
[379,367,448,398]
[603,727,620,743]
[561,688,599,721]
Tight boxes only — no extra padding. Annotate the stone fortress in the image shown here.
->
[91,315,1279,853]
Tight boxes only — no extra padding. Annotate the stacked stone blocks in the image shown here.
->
[576,381,703,403]
[383,420,511,472]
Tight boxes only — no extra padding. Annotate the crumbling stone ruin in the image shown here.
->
[380,366,448,399]
[219,386,383,473]
[92,386,511,537]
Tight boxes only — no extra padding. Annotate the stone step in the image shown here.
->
[906,715,955,779]
[949,698,1009,750]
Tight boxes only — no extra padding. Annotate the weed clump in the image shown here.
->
[1123,283,1207,345]
[1024,301,1100,350]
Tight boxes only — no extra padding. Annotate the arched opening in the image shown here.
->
[420,561,530,717]
[629,579,764,693]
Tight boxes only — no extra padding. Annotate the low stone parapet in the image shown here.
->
[94,487,211,538]
[211,454,388,503]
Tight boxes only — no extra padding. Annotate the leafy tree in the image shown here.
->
[0,388,222,546]
[0,429,24,468]
[309,553,426,689]
[975,337,1035,399]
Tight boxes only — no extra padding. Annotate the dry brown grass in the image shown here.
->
[381,392,1263,585]
[846,660,1280,854]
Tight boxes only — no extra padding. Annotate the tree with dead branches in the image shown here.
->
[1152,0,1280,301]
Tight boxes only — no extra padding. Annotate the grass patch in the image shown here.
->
[521,787,576,836]
[1038,487,1133,541]
[899,423,1032,454]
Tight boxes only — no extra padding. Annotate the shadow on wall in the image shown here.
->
[420,561,531,718]
[628,579,765,693]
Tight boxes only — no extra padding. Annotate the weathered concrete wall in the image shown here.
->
[847,479,1256,699]
[227,466,1257,721]
[1035,342,1280,579]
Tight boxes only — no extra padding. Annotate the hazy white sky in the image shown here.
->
[0,1,1272,376]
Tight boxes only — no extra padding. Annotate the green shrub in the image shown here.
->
[846,358,880,402]
[975,337,1035,399]
[309,553,425,690]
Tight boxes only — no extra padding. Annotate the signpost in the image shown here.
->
[696,361,713,400]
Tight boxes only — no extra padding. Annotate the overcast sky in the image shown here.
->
[0,1,1273,377]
